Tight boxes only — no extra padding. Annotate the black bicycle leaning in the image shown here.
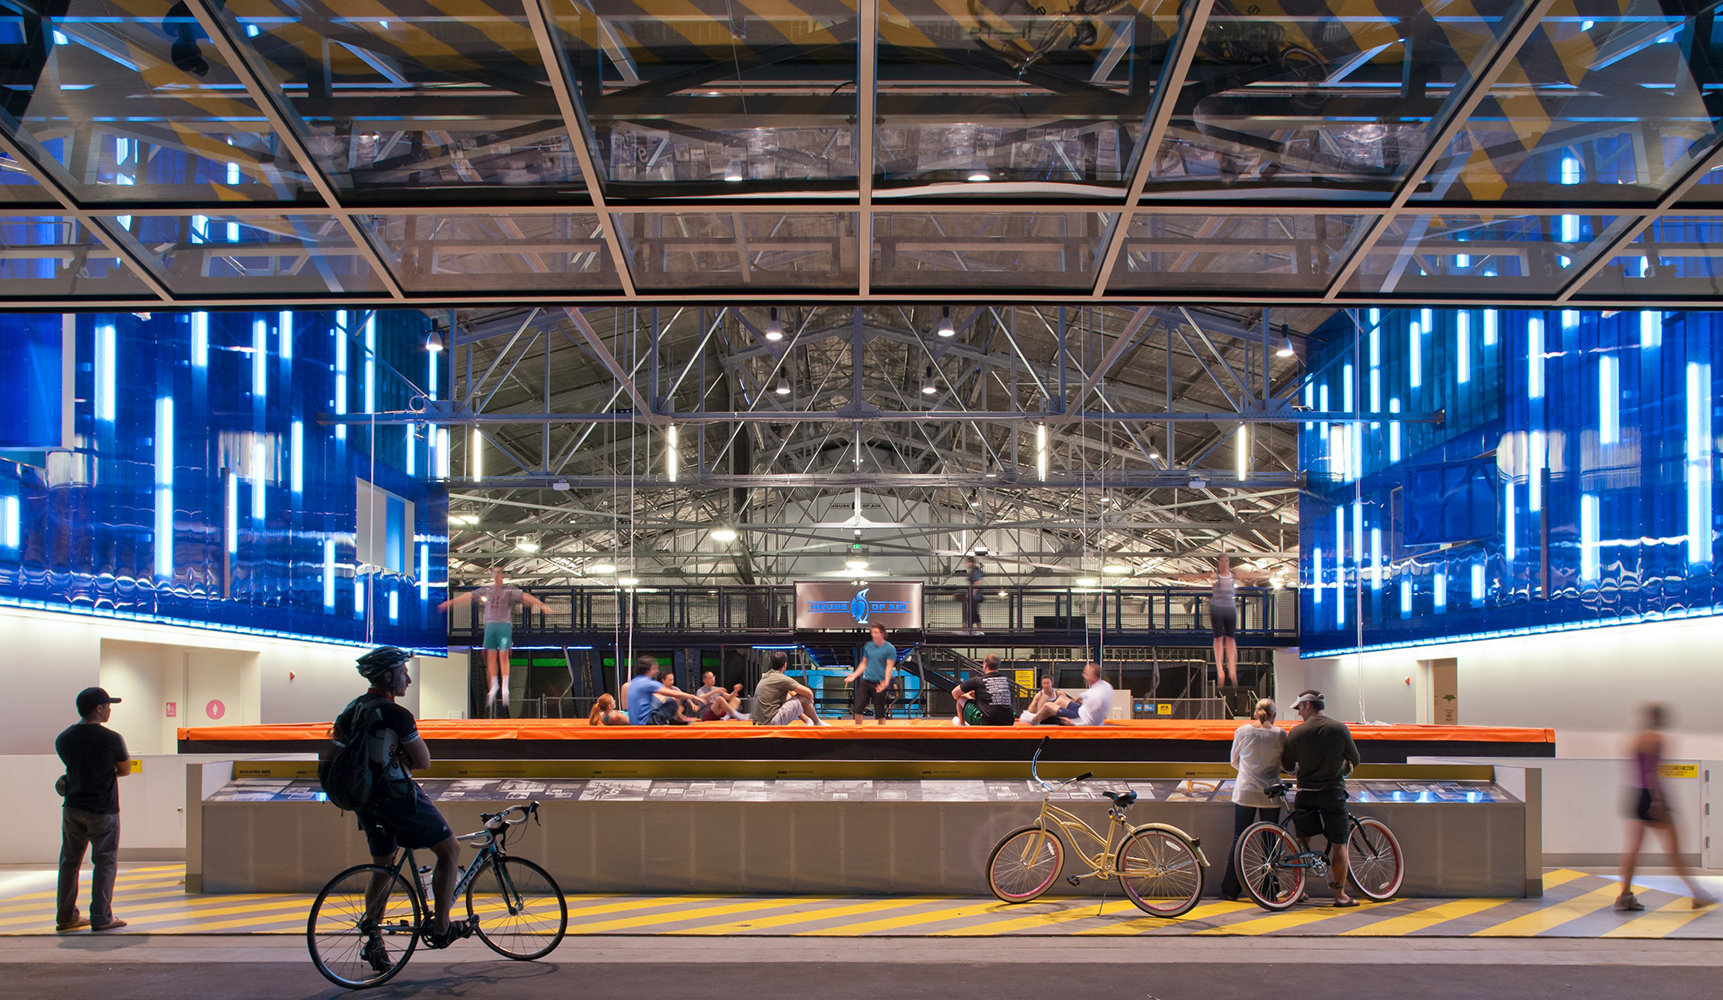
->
[1233,784,1405,910]
[307,801,568,989]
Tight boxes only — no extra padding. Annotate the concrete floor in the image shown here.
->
[2,935,1718,999]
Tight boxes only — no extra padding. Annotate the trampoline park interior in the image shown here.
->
[2,0,1723,996]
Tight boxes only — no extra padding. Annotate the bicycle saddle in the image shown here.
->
[1102,790,1138,809]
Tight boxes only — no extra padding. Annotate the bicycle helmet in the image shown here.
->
[356,646,412,683]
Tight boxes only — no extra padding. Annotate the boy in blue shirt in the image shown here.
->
[843,624,897,724]
[626,656,707,725]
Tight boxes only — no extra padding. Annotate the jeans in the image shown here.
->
[58,807,120,927]
[1220,804,1278,899]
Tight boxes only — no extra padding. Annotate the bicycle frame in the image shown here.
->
[1026,796,1133,880]
[368,822,526,930]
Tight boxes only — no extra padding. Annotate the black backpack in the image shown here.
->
[318,697,400,811]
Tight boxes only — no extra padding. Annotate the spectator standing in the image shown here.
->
[1616,704,1714,911]
[54,687,131,932]
[1281,690,1361,907]
[964,556,986,634]
[1220,698,1287,901]
[952,654,1015,726]
[753,651,828,726]
[843,624,897,724]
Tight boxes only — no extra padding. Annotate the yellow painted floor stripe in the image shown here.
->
[1339,897,1511,936]
[0,886,198,919]
[1073,899,1257,935]
[0,890,301,928]
[1194,902,1361,936]
[1600,896,1717,939]
[1542,870,1592,891]
[1471,883,1628,937]
[0,876,186,906]
[666,897,944,935]
[571,898,819,934]
[930,898,1144,936]
[797,900,1014,936]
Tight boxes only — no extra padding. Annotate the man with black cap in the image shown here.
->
[54,687,131,932]
[1281,689,1362,907]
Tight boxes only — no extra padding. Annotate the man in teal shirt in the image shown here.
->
[844,624,897,724]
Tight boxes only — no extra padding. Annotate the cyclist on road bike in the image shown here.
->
[337,647,474,964]
[1280,689,1362,907]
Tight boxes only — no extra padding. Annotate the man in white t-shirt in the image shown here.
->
[1028,662,1113,726]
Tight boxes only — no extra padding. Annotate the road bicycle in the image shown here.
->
[307,800,568,989]
[1233,784,1405,910]
[986,737,1208,916]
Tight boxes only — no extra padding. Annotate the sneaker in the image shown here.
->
[1615,892,1645,912]
[360,933,391,974]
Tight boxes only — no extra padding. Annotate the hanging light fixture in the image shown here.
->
[765,307,784,342]
[921,365,937,394]
[1276,323,1296,358]
[711,527,738,543]
[775,372,791,396]
[936,306,955,338]
[724,158,746,182]
[425,330,443,353]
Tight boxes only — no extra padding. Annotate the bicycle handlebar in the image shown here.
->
[479,800,540,832]
[1029,736,1090,792]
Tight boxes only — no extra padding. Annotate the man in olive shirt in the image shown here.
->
[752,651,826,726]
[1281,689,1362,906]
[54,687,132,931]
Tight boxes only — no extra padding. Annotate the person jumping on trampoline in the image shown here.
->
[844,623,897,725]
[438,568,549,717]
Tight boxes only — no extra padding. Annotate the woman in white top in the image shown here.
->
[1220,698,1287,901]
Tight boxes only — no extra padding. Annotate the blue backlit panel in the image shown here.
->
[1301,309,1723,656]
[0,310,447,651]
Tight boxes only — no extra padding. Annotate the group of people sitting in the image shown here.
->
[589,643,1117,729]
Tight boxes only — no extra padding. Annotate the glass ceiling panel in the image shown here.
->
[1147,0,1520,200]
[361,213,619,293]
[874,0,1176,193]
[0,213,151,296]
[1575,215,1723,298]
[618,212,859,290]
[0,153,51,203]
[108,213,387,295]
[1111,212,1367,292]
[549,0,859,195]
[1344,212,1619,296]
[872,211,1115,289]
[0,1,317,205]
[221,0,585,201]
[1420,14,1723,206]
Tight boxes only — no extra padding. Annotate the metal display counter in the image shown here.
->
[191,760,1535,899]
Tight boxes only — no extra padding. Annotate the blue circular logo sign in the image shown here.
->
[848,588,870,624]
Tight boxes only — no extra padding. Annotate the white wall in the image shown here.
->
[0,754,247,863]
[1278,614,1723,758]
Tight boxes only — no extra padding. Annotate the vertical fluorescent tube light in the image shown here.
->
[225,471,238,554]
[1371,527,1382,590]
[404,426,415,476]
[322,538,336,609]
[1336,549,1345,626]
[471,428,483,482]
[1352,501,1363,563]
[1687,362,1713,565]
[427,344,439,481]
[1504,479,1516,561]
[1560,214,1580,243]
[290,419,303,495]
[1456,312,1470,384]
[1580,493,1600,582]
[1236,424,1248,481]
[1401,580,1413,616]
[1342,364,1354,412]
[355,566,365,617]
[1641,311,1662,349]
[191,312,208,367]
[1036,424,1048,481]
[1408,322,1421,388]
[1472,563,1485,606]
[1,496,17,549]
[1529,430,1544,512]
[1599,354,1619,445]
[252,319,267,397]
[419,543,430,601]
[154,397,173,579]
[1369,325,1380,366]
[437,427,450,479]
[389,589,399,624]
[364,314,376,414]
[1433,571,1446,610]
[1483,309,1498,346]
[251,439,266,521]
[1370,368,1380,413]
[1528,316,1545,398]
[666,425,679,482]
[1388,398,1401,463]
[95,324,116,422]
[334,314,348,440]
[279,311,293,361]
[1312,547,1322,604]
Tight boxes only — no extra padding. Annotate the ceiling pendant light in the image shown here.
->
[921,365,937,395]
[1276,323,1296,358]
[775,372,791,395]
[765,307,784,342]
[936,306,955,338]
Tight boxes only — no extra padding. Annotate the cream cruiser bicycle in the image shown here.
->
[986,737,1209,916]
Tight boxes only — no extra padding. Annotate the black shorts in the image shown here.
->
[1290,787,1350,845]
[854,679,890,718]
[356,786,453,858]
[1210,607,1237,638]
[1630,788,1662,823]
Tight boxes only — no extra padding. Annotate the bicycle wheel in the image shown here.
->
[1235,822,1303,911]
[307,864,421,990]
[1115,828,1204,917]
[986,826,1064,903]
[1346,817,1405,901]
[466,856,568,960]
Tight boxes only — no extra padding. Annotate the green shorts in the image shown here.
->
[482,622,513,650]
[962,701,985,726]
